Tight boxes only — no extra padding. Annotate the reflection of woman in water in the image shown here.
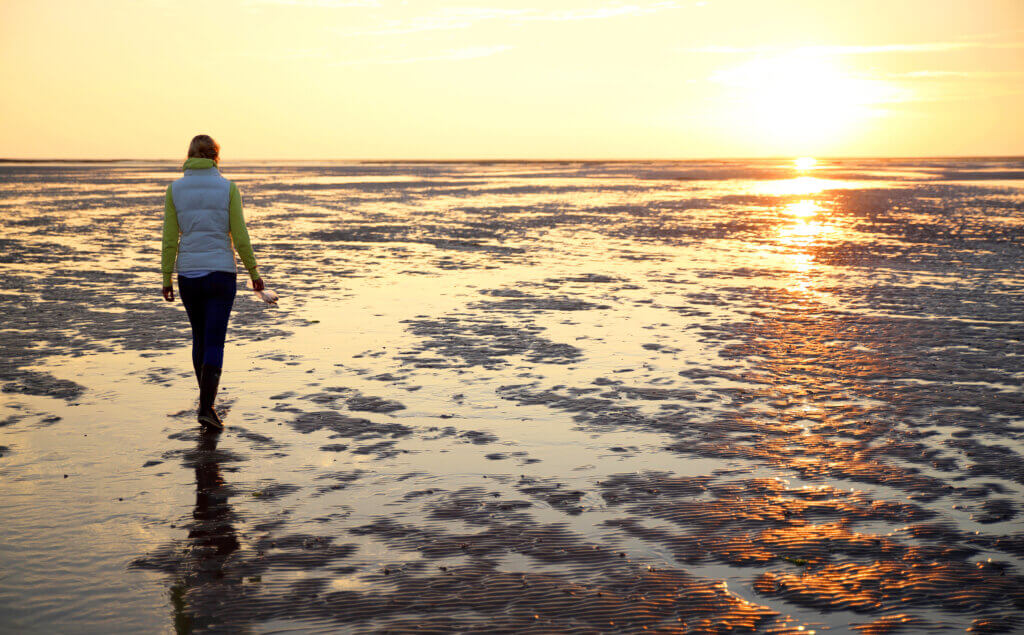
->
[190,431,239,570]
[171,429,240,631]
[161,135,264,429]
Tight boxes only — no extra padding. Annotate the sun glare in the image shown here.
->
[794,157,817,171]
[715,53,897,151]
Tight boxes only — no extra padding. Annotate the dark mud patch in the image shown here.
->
[972,498,1018,524]
[250,482,301,501]
[598,471,712,502]
[545,273,623,285]
[142,367,178,386]
[352,440,404,459]
[754,560,1024,615]
[516,477,587,515]
[397,282,622,369]
[1,370,84,401]
[319,443,349,452]
[420,426,499,445]
[289,410,412,440]
[131,532,358,579]
[478,289,610,312]
[399,316,582,369]
[460,429,498,445]
[233,428,285,450]
[345,394,406,413]
[313,470,364,495]
[352,508,610,561]
[0,413,24,428]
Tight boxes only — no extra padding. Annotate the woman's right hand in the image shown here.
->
[252,278,265,292]
[162,286,174,302]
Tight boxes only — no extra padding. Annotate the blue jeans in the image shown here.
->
[178,272,237,369]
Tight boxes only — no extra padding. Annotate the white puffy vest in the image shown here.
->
[171,168,236,273]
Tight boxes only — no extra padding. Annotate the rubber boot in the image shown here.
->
[198,364,224,430]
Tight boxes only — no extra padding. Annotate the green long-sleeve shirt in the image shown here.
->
[161,158,260,286]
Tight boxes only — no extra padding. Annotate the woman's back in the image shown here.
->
[171,158,235,274]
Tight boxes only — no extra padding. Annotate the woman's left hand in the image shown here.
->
[252,278,265,292]
[162,286,174,302]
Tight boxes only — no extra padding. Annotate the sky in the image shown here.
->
[1,0,1022,159]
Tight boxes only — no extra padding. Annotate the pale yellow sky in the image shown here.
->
[1,0,1022,159]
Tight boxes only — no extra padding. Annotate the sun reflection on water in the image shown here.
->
[778,219,833,245]
[756,176,831,196]
[784,200,820,218]
[770,199,842,302]
[777,201,834,248]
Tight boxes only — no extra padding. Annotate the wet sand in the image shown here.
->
[1,159,1023,633]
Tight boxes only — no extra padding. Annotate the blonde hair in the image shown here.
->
[187,134,220,163]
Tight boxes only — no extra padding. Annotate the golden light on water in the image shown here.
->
[778,199,834,255]
[756,176,830,197]
[784,200,820,218]
[778,217,833,247]
[774,199,837,300]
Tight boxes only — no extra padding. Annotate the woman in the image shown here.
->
[161,134,264,430]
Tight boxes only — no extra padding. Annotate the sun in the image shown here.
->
[794,157,817,171]
[714,52,895,152]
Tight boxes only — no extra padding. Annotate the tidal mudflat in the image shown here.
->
[1,158,1023,633]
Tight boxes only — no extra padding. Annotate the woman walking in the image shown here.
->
[161,134,264,430]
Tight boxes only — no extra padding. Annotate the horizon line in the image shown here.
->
[2,154,1023,164]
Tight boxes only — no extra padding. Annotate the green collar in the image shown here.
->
[182,157,217,170]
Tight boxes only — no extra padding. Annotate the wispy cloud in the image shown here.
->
[334,44,513,66]
[339,2,682,37]
[247,0,380,7]
[806,42,1024,55]
[680,41,1024,56]
[341,8,523,37]
[886,70,1024,80]
[522,2,682,22]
